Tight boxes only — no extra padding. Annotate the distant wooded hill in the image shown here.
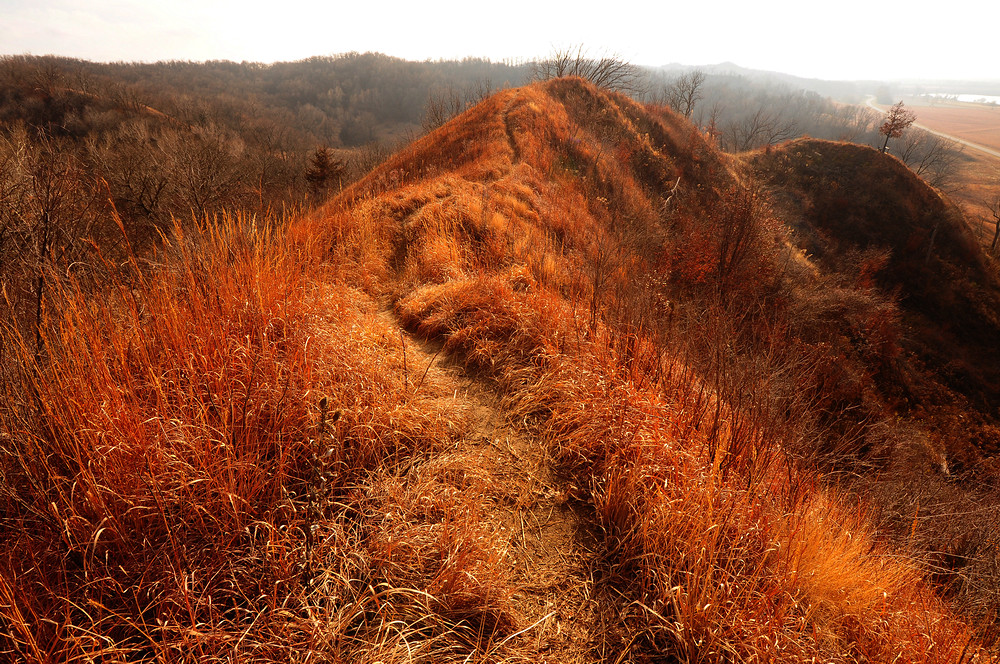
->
[0,53,532,149]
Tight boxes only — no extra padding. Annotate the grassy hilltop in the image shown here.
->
[1,76,998,662]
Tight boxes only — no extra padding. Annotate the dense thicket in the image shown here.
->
[0,53,531,147]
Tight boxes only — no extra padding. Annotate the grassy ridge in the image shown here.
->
[319,77,991,660]
[0,77,994,661]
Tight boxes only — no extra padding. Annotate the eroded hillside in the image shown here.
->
[302,77,1000,659]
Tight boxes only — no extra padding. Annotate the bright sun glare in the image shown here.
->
[1,0,996,82]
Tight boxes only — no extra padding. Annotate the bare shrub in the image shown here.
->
[532,45,644,95]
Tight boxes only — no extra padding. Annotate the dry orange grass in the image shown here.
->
[397,266,969,660]
[2,76,994,662]
[325,77,991,661]
[397,266,982,662]
[0,212,536,662]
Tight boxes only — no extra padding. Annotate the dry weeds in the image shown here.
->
[1,76,995,663]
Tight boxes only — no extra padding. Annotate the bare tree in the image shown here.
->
[723,106,797,152]
[0,126,109,353]
[879,101,917,154]
[532,45,644,95]
[86,118,172,231]
[896,128,964,190]
[714,183,773,290]
[833,105,881,142]
[159,123,248,217]
[693,99,726,144]
[989,194,1000,254]
[422,86,466,132]
[666,70,706,118]
[467,77,495,105]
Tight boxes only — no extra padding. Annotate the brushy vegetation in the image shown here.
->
[1,76,998,661]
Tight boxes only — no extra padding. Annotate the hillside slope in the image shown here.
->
[1,77,997,662]
[752,140,1000,471]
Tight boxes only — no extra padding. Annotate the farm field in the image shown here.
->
[949,149,1000,237]
[906,102,1000,153]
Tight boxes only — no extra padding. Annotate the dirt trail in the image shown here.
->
[379,305,601,661]
[502,93,523,165]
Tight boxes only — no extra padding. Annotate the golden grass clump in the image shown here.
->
[0,212,495,661]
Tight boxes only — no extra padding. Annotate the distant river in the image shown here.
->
[924,93,1000,105]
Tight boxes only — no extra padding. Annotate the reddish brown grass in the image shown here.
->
[2,76,995,662]
[352,78,991,661]
[0,212,533,662]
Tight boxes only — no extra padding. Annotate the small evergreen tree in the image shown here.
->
[305,146,345,198]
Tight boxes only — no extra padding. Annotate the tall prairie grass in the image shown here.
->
[0,212,519,661]
[0,75,994,663]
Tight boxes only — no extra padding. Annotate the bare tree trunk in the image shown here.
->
[34,209,50,362]
[925,221,940,265]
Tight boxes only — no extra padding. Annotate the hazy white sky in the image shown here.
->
[1,0,995,82]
